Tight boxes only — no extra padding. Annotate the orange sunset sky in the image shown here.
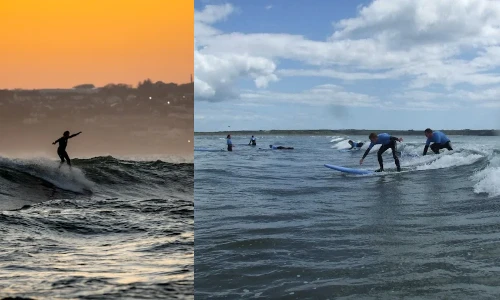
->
[0,0,194,89]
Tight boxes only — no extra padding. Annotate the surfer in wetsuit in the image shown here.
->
[359,133,403,172]
[269,145,294,150]
[227,134,233,151]
[52,131,82,167]
[348,140,364,149]
[249,135,257,146]
[422,128,453,155]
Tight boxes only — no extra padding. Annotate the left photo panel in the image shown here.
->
[0,1,194,299]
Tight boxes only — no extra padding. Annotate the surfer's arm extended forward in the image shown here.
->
[69,131,82,138]
[52,138,61,145]
[359,146,373,164]
[422,137,432,156]
[423,145,429,156]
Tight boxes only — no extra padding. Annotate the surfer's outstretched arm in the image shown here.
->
[52,138,61,145]
[422,144,429,156]
[69,131,82,138]
[359,147,372,164]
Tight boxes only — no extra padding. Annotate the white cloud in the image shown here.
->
[194,3,234,24]
[194,1,500,106]
[195,4,279,101]
[265,5,273,10]
[331,0,500,49]
[277,68,398,80]
[194,49,278,101]
[240,84,378,107]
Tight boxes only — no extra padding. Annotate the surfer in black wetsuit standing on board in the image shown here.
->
[52,131,82,167]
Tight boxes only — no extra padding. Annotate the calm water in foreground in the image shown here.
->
[195,134,500,299]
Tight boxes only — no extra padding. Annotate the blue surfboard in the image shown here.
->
[324,164,373,175]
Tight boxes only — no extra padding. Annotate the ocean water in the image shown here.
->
[0,155,193,299]
[195,134,500,299]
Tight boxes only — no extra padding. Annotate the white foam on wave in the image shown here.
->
[471,156,500,197]
[0,156,95,193]
[330,137,344,143]
[414,152,483,171]
[331,140,350,149]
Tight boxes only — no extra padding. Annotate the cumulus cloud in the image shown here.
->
[194,48,278,101]
[195,4,279,101]
[195,0,500,106]
[331,0,500,48]
[240,84,378,107]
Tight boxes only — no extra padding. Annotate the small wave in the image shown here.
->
[471,156,500,197]
[330,137,345,143]
[414,153,483,171]
[0,157,95,193]
[0,155,193,210]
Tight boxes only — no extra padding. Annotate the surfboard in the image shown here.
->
[324,164,373,175]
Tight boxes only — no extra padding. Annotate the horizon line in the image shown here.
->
[2,80,194,91]
[194,128,500,132]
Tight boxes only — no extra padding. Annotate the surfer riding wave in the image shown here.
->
[52,131,82,167]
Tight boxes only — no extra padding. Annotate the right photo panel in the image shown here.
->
[194,0,500,299]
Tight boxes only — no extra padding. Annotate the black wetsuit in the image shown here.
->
[362,134,401,172]
[424,141,453,155]
[55,137,71,165]
[54,132,80,165]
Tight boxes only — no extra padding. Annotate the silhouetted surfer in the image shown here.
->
[52,131,82,167]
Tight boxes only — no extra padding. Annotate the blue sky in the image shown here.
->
[194,0,500,131]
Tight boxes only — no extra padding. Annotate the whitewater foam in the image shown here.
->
[471,156,500,197]
[415,153,483,171]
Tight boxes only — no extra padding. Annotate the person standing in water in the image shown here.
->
[227,134,233,152]
[52,131,82,167]
[422,128,453,155]
[360,132,403,172]
[249,135,257,146]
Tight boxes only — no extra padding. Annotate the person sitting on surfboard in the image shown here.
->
[52,131,82,167]
[269,145,294,150]
[227,134,233,152]
[348,140,364,149]
[249,135,257,146]
[422,128,453,156]
[359,133,403,172]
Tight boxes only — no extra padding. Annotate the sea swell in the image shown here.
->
[0,155,193,299]
[0,155,193,211]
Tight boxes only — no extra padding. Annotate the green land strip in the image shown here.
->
[195,129,499,136]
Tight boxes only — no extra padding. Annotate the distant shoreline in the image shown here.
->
[194,129,500,136]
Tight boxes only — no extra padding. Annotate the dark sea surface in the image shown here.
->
[195,134,500,299]
[0,155,193,300]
